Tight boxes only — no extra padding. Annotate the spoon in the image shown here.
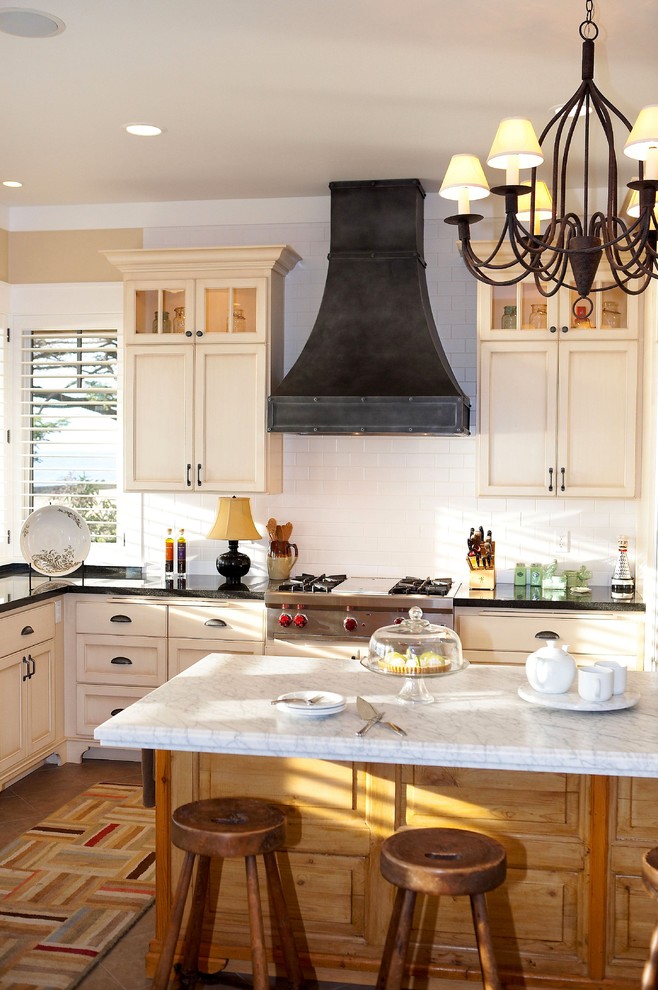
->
[271,694,324,706]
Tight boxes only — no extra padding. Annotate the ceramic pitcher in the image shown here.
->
[267,540,299,580]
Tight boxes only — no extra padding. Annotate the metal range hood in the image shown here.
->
[267,178,470,436]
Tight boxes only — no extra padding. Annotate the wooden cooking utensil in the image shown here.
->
[282,522,293,541]
[266,517,277,540]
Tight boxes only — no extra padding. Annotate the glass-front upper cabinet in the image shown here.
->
[479,276,638,341]
[196,279,266,342]
[124,279,195,342]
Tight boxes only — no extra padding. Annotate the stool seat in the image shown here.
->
[153,797,304,990]
[172,797,287,858]
[376,827,507,990]
[381,827,506,898]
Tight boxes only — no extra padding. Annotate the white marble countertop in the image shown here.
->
[94,653,658,777]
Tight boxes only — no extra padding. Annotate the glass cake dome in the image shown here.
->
[363,606,467,704]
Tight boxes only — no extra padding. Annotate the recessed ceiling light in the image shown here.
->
[124,123,163,137]
[2,180,22,188]
[0,8,65,38]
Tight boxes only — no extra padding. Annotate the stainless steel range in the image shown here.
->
[265,574,458,659]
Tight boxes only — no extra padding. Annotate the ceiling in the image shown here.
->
[0,0,656,210]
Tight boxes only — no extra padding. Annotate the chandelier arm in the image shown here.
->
[460,218,532,272]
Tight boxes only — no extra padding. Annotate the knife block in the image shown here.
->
[467,542,496,589]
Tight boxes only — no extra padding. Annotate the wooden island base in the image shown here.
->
[150,750,658,989]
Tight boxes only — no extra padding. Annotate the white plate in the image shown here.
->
[20,505,92,576]
[274,691,346,717]
[518,683,640,712]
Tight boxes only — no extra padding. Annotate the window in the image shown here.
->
[20,328,119,544]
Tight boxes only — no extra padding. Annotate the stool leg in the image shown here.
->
[641,919,658,990]
[263,850,305,990]
[245,853,269,990]
[376,887,417,990]
[470,892,503,990]
[153,850,196,990]
[178,854,212,986]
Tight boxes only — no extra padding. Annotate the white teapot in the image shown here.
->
[525,631,576,694]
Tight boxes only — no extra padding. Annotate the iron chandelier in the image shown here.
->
[439,0,658,315]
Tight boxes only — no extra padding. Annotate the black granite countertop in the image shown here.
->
[454,583,645,612]
[0,566,644,617]
[0,564,269,615]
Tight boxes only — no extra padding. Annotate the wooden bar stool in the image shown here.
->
[153,797,305,990]
[642,846,658,990]
[376,827,507,990]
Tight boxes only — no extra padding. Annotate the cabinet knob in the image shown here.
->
[561,325,569,333]
[549,325,557,334]
[185,330,193,337]
[196,330,203,337]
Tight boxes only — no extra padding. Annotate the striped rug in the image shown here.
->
[0,781,155,989]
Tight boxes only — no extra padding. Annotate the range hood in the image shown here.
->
[267,178,470,436]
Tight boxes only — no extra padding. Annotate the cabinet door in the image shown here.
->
[124,344,194,490]
[26,641,56,755]
[169,638,263,677]
[479,341,558,496]
[557,340,637,497]
[194,343,270,492]
[196,278,266,343]
[0,651,26,774]
[123,278,195,342]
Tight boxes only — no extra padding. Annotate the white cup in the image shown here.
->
[578,665,614,703]
[594,659,627,695]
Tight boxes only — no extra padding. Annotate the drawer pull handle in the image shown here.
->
[110,614,132,623]
[21,625,34,636]
[110,656,133,665]
[110,708,124,717]
[204,618,228,627]
[22,656,30,681]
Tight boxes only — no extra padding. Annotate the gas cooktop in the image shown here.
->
[271,574,458,598]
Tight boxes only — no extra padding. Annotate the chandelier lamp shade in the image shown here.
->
[439,0,658,307]
[206,496,261,590]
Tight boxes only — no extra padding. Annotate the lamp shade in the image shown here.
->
[439,154,490,201]
[206,496,261,542]
[624,105,658,160]
[516,180,553,221]
[487,118,544,170]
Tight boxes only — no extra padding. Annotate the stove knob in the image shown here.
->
[393,616,404,625]
[278,613,293,627]
[293,612,308,628]
[343,616,358,633]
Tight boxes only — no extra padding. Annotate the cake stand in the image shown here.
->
[359,654,470,704]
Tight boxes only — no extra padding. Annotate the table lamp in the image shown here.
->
[206,496,262,590]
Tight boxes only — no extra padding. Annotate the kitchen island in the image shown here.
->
[95,654,658,989]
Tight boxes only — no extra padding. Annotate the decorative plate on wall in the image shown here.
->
[20,505,91,576]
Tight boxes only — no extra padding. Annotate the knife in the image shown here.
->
[356,697,406,736]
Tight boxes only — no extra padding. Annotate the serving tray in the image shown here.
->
[518,683,640,712]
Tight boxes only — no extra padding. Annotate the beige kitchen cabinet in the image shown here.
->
[74,598,167,738]
[167,600,264,675]
[105,245,301,494]
[0,601,59,786]
[476,251,640,498]
[455,606,644,668]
